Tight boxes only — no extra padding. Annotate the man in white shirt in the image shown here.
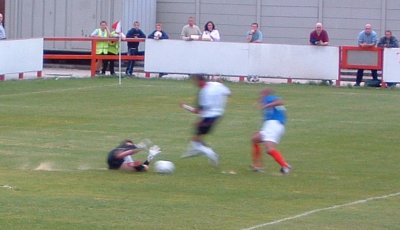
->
[180,75,231,166]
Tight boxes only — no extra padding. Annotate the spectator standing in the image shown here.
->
[0,13,6,39]
[246,23,263,43]
[148,23,169,40]
[125,21,146,76]
[354,24,378,87]
[378,30,399,87]
[148,23,169,77]
[310,22,332,84]
[91,21,111,75]
[181,16,202,41]
[309,22,329,46]
[201,21,220,41]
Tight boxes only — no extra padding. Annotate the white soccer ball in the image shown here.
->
[154,160,175,174]
[154,31,162,38]
[247,75,260,82]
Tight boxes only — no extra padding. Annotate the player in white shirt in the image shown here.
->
[180,75,231,166]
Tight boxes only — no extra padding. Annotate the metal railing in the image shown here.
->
[43,37,146,77]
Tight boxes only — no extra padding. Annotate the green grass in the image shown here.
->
[0,78,399,230]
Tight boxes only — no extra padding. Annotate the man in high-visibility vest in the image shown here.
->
[107,21,126,76]
[91,21,110,75]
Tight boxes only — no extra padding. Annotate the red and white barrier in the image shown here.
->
[0,38,43,81]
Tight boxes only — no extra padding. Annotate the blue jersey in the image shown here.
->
[263,95,287,125]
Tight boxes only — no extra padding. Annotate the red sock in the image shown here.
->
[267,149,288,167]
[252,143,263,168]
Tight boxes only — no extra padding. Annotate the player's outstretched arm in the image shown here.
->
[261,99,284,109]
[115,148,142,160]
[180,103,199,114]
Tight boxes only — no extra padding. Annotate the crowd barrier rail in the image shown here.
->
[338,46,384,87]
[21,38,396,88]
[43,37,146,77]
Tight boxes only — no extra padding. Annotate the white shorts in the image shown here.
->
[260,120,285,144]
[123,155,134,164]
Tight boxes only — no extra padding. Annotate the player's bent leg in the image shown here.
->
[181,141,202,158]
[251,132,263,143]
[265,141,291,174]
[251,132,264,171]
[120,163,136,171]
[133,164,149,172]
[190,141,219,166]
[200,145,219,166]
[119,162,148,172]
[197,143,219,166]
[181,134,205,158]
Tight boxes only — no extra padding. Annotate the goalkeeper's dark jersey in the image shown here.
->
[107,144,137,169]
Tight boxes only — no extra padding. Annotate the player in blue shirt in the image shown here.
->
[251,88,291,174]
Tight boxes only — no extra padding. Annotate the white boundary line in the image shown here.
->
[242,192,400,230]
[1,185,15,190]
[0,84,116,98]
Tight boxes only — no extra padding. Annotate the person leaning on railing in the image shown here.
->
[246,22,263,43]
[148,23,169,78]
[125,21,146,76]
[201,21,220,42]
[354,24,378,87]
[181,16,202,41]
[377,30,399,48]
[91,20,111,75]
[309,22,329,46]
[378,30,399,87]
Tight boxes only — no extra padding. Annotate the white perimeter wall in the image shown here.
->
[383,48,400,83]
[0,38,43,75]
[144,39,339,80]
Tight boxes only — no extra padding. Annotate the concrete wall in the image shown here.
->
[5,0,156,51]
[156,0,400,45]
[4,0,400,48]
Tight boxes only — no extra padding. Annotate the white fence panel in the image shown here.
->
[145,39,339,80]
[383,48,400,83]
[0,38,43,75]
[248,44,339,80]
[145,39,249,76]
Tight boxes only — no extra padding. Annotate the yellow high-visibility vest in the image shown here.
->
[94,29,109,54]
[108,31,120,55]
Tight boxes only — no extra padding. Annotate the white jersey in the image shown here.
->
[198,82,231,118]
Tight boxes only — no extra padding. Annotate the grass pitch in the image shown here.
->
[0,78,399,229]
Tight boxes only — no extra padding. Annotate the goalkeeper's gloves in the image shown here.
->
[135,143,147,150]
[147,145,161,162]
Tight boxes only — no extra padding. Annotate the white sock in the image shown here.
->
[193,142,218,163]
